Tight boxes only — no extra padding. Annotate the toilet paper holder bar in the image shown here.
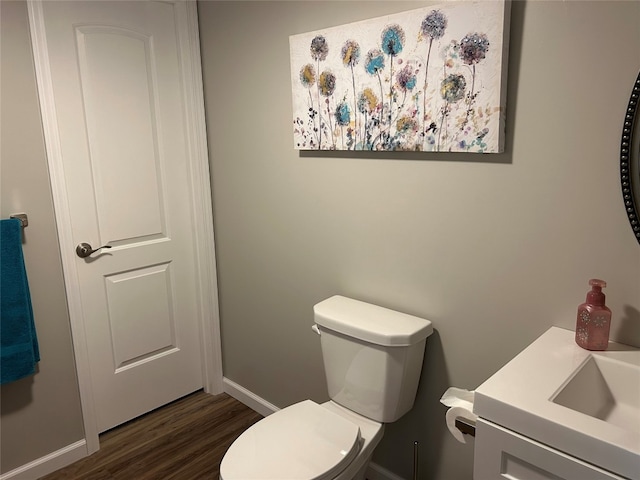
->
[455,417,476,437]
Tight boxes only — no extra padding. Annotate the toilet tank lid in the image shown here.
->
[313,295,433,346]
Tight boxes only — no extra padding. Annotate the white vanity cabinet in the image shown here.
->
[474,418,626,480]
[472,327,639,480]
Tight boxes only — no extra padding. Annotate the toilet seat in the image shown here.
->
[220,400,362,480]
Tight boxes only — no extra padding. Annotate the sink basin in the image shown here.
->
[552,354,640,429]
[474,327,640,480]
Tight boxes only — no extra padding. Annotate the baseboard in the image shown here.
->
[222,377,405,480]
[222,377,279,417]
[366,462,408,480]
[0,439,87,480]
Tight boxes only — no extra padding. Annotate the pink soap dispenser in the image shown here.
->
[575,279,612,351]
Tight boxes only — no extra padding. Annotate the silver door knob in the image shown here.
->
[76,242,112,258]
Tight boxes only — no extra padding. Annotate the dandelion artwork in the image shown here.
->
[289,1,510,153]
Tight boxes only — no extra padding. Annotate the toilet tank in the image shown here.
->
[314,296,433,423]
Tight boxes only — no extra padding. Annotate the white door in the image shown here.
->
[29,0,221,435]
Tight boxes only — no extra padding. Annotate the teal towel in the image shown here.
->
[1,218,39,384]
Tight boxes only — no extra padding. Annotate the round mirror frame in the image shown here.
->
[621,71,640,244]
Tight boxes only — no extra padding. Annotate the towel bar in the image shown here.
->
[9,213,28,228]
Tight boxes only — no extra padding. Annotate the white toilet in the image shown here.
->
[220,295,433,480]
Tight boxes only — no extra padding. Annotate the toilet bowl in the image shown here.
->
[220,400,384,480]
[220,295,433,480]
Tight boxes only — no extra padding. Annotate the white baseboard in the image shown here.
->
[222,377,280,417]
[222,377,404,480]
[366,462,408,480]
[0,439,87,480]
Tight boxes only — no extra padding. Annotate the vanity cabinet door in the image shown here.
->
[474,419,625,480]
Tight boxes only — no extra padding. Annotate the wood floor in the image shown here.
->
[39,391,263,480]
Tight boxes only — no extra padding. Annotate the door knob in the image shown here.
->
[76,242,112,258]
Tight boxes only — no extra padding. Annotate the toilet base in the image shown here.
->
[350,454,372,480]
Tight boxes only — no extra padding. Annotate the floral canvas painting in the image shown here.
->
[289,1,510,152]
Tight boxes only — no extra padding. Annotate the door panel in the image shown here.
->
[105,262,176,371]
[76,25,167,242]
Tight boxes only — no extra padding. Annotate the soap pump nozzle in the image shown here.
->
[586,278,606,305]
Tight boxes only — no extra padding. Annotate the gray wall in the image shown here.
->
[198,1,640,479]
[0,0,85,473]
[1,1,639,478]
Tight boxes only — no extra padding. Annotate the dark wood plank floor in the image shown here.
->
[39,391,263,480]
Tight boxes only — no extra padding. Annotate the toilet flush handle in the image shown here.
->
[311,324,321,335]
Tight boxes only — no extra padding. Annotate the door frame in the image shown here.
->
[27,0,223,454]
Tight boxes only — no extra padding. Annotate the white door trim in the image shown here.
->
[27,0,223,455]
